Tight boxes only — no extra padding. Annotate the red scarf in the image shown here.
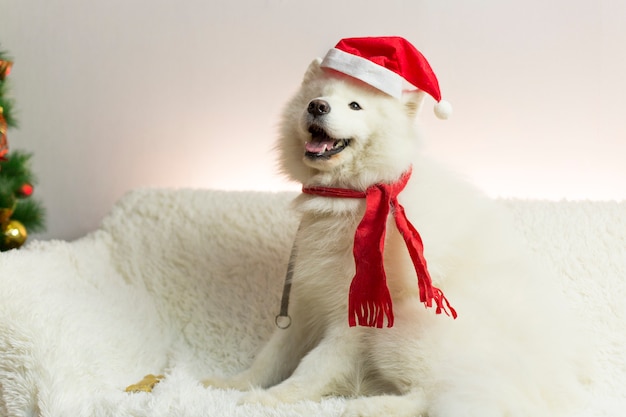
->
[302,168,457,328]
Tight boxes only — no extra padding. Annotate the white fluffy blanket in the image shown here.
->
[1,189,624,417]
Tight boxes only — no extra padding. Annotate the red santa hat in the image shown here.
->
[320,36,452,119]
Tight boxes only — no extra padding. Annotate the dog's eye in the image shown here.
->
[349,102,362,111]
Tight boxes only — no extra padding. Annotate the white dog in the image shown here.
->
[204,37,588,417]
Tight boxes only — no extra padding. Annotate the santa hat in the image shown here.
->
[320,36,452,119]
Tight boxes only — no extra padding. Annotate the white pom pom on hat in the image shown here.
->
[320,36,452,120]
[434,99,453,120]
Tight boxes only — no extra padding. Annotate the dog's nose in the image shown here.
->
[307,99,331,117]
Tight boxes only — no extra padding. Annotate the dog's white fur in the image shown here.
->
[204,58,588,417]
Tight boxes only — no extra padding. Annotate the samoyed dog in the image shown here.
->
[204,37,587,417]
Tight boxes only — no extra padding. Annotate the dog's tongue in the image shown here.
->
[305,140,334,154]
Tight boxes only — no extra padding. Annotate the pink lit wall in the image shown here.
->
[1,0,624,240]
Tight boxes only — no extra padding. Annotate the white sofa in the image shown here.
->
[1,188,625,417]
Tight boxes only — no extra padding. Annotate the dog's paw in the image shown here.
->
[342,394,426,417]
[202,375,250,391]
[238,385,318,407]
[237,388,282,407]
[201,376,228,389]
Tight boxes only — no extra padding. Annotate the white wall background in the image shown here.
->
[1,0,625,240]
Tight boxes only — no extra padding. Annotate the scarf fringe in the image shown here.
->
[349,296,394,328]
[349,287,456,328]
[431,287,458,318]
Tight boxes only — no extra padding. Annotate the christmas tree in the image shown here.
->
[0,46,45,251]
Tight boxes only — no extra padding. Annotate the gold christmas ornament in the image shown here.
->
[2,219,27,250]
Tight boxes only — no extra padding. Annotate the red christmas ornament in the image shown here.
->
[18,183,34,198]
[0,59,12,81]
[0,59,14,160]
[0,109,7,160]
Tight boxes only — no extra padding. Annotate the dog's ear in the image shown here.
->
[302,58,323,84]
[402,91,426,119]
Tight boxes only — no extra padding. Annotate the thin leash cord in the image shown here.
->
[275,222,302,329]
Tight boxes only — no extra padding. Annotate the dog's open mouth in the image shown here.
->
[305,126,351,159]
